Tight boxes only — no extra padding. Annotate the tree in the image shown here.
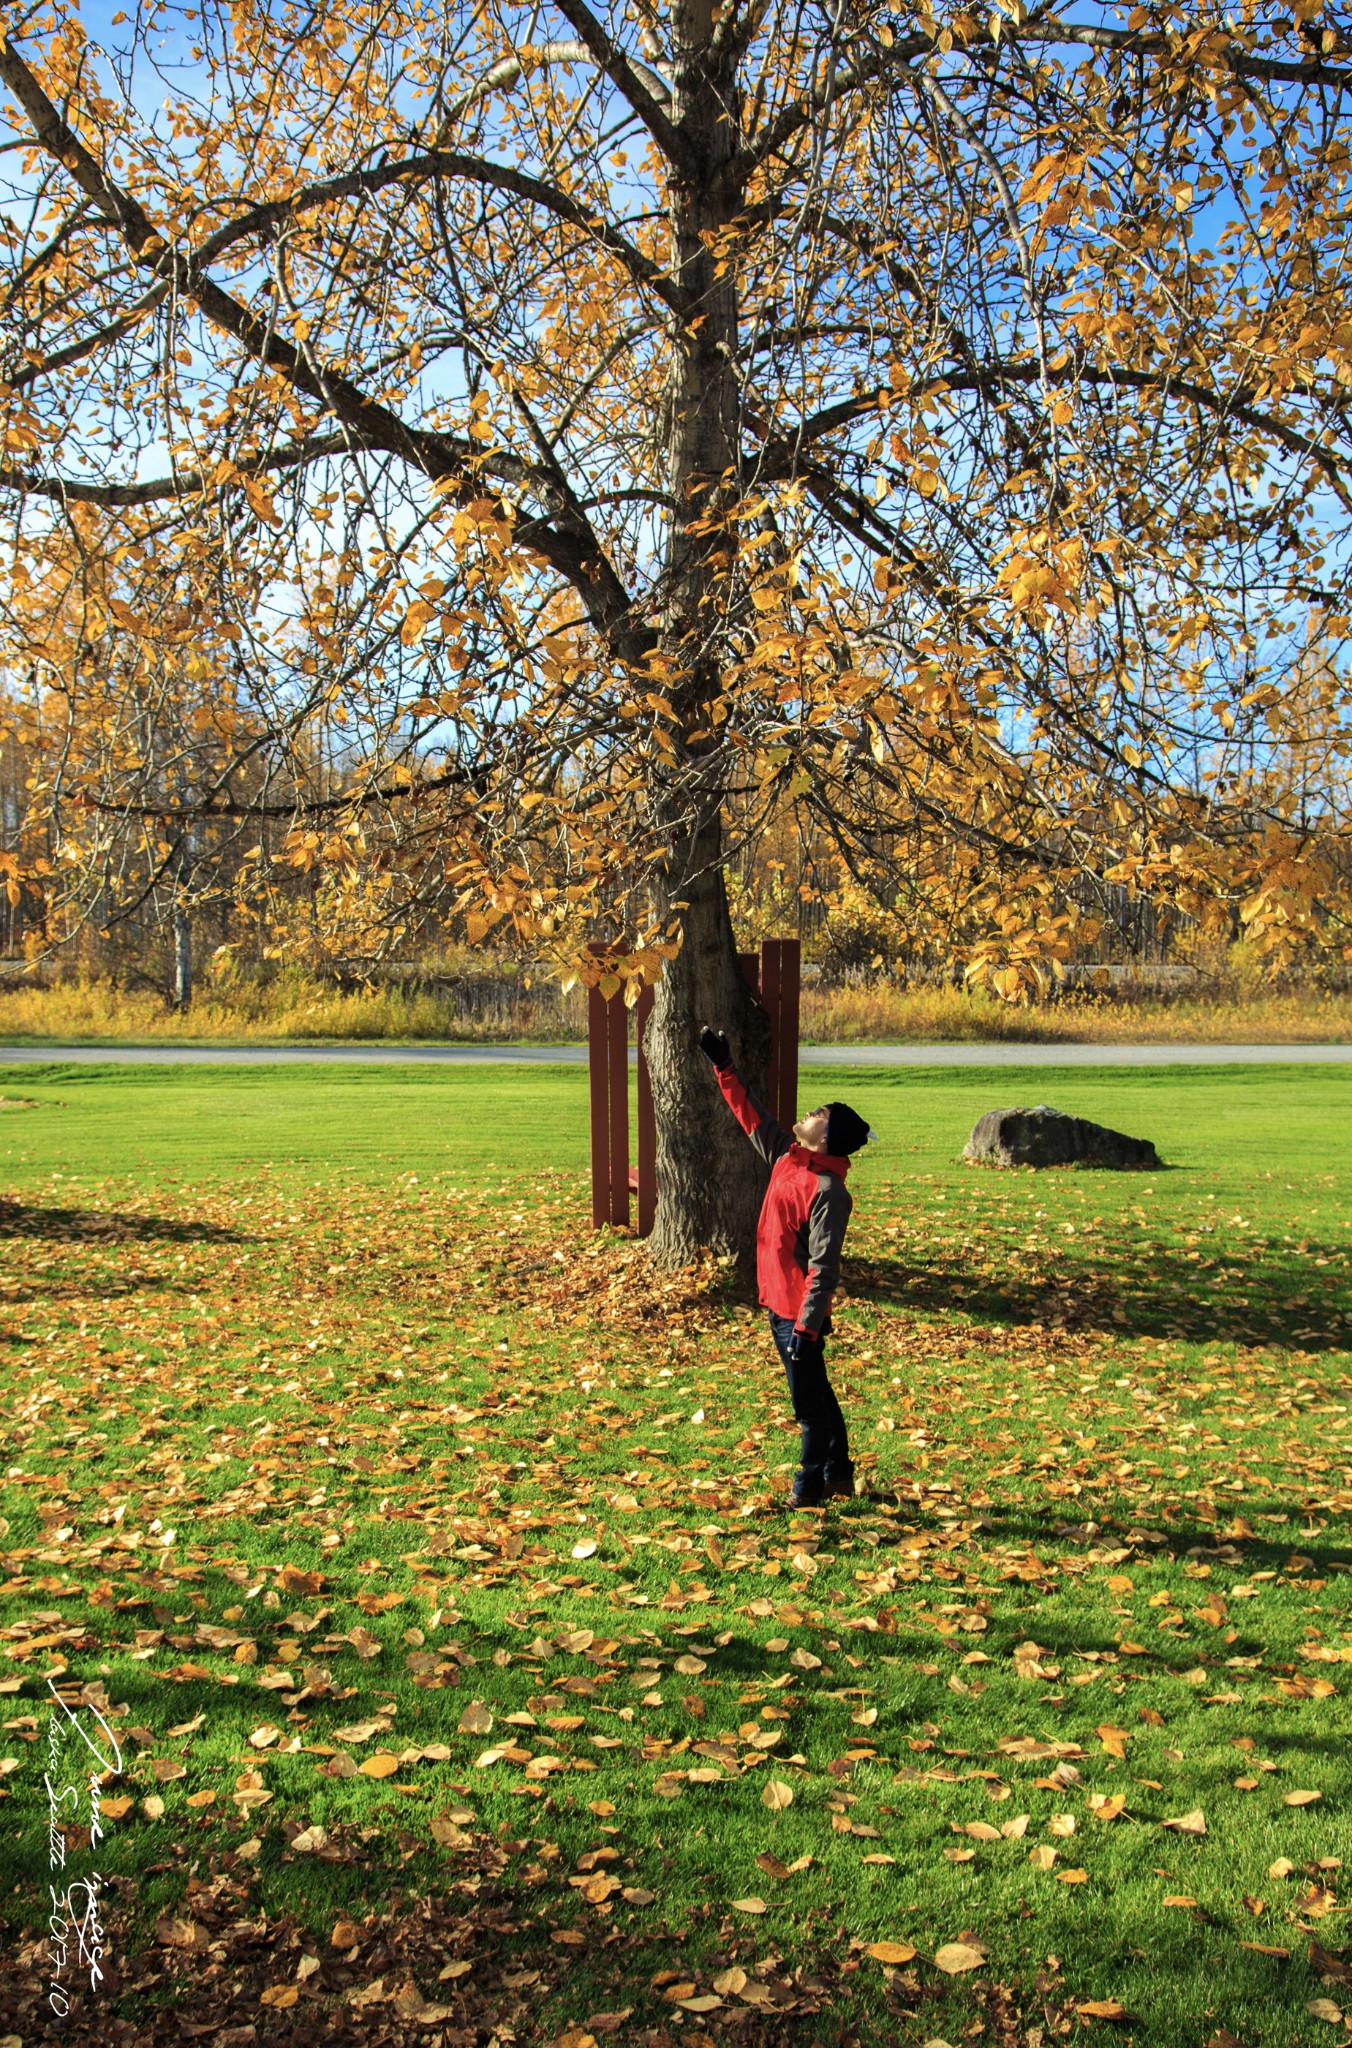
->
[3,0,1351,1262]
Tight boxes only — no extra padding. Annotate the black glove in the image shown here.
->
[785,1328,816,1362]
[699,1027,731,1070]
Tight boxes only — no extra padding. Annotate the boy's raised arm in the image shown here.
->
[699,1027,794,1166]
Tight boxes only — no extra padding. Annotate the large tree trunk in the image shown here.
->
[644,0,766,1272]
[646,813,771,1273]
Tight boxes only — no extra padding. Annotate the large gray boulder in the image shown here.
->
[964,1104,1160,1171]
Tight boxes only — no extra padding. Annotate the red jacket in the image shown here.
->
[715,1065,853,1336]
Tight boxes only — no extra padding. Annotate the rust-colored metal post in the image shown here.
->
[776,937,801,1130]
[606,984,629,1226]
[587,984,611,1228]
[761,937,782,1124]
[635,984,656,1237]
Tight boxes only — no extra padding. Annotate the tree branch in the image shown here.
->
[92,760,473,824]
[192,147,688,320]
[0,431,350,507]
[544,0,697,177]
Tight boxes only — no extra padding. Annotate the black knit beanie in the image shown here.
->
[825,1102,870,1156]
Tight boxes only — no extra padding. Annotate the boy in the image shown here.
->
[699,1025,872,1508]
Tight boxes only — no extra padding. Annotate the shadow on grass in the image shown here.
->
[846,1239,1352,1352]
[0,1201,247,1247]
[854,1498,1352,1578]
[0,1834,864,2047]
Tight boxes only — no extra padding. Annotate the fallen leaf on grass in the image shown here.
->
[458,1702,493,1735]
[732,1897,767,1914]
[933,1942,986,1974]
[1163,1896,1197,1909]
[1057,1869,1089,1884]
[259,1985,298,2009]
[155,1917,205,1949]
[1076,2000,1128,2020]
[1307,1999,1344,2025]
[1161,1808,1206,1835]
[865,1941,916,1964]
[1237,1942,1288,1958]
[359,1752,400,1779]
[1310,1942,1352,1989]
[761,1779,793,1811]
[278,1566,324,1596]
[1284,1789,1323,1807]
[713,1968,747,1995]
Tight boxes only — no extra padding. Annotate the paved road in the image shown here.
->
[1,1041,1348,1066]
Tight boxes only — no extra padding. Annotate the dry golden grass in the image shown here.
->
[798,979,1352,1044]
[0,969,581,1043]
[0,969,1347,1044]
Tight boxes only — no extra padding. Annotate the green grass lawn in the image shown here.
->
[1,1062,1349,2048]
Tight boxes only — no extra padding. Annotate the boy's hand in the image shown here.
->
[699,1027,731,1070]
[786,1329,816,1361]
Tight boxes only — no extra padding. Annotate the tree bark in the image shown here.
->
[646,811,771,1275]
[644,0,772,1273]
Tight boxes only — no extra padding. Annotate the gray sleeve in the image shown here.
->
[796,1177,853,1334]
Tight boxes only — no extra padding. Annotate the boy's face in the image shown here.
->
[793,1106,831,1152]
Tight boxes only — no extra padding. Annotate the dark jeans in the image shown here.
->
[768,1311,853,1498]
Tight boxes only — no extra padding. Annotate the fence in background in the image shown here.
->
[589,938,801,1237]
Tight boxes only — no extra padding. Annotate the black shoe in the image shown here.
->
[784,1485,825,1510]
[822,1475,856,1501]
